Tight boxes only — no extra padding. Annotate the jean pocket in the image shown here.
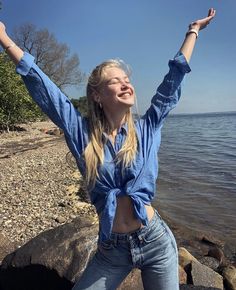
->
[99,239,115,250]
[143,223,167,243]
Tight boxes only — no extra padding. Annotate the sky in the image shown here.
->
[1,0,236,114]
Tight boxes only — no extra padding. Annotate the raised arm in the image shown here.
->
[140,8,216,135]
[180,8,216,62]
[0,22,23,64]
[0,21,88,162]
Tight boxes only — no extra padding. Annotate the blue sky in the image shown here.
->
[1,0,235,114]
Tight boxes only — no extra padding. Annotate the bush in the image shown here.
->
[0,52,45,131]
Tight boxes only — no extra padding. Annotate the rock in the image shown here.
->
[180,286,223,290]
[199,256,220,271]
[0,233,17,263]
[201,234,224,248]
[75,201,90,208]
[52,128,62,136]
[179,247,199,268]
[179,265,187,284]
[117,269,143,290]
[223,241,236,266]
[0,216,143,290]
[54,216,66,224]
[208,247,225,265]
[222,265,236,290]
[190,260,223,289]
[0,217,98,290]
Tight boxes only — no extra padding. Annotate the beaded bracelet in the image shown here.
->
[186,28,199,39]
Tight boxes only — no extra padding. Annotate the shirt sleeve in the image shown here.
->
[140,51,191,134]
[16,52,88,158]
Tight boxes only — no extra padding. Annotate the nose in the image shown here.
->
[120,81,129,89]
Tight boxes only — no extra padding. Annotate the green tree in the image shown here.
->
[70,96,88,117]
[0,53,44,131]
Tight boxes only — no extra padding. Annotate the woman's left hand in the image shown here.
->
[190,8,216,31]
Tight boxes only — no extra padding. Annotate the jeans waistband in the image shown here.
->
[110,209,161,243]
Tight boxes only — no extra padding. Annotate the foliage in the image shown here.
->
[13,23,85,90]
[0,53,44,131]
[70,96,88,117]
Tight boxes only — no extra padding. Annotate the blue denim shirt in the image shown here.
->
[16,52,190,242]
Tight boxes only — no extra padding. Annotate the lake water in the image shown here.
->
[153,112,236,243]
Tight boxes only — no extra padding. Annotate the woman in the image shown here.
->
[0,8,216,290]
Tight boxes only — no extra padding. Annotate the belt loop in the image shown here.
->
[155,209,162,220]
[113,234,118,246]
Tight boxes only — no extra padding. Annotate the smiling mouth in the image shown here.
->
[119,92,132,98]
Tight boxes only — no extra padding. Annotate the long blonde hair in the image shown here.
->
[84,59,138,189]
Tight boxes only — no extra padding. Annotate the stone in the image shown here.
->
[222,265,236,290]
[201,234,224,248]
[0,216,144,290]
[199,256,220,271]
[117,269,143,290]
[0,217,98,290]
[190,260,223,289]
[179,247,199,268]
[208,247,225,265]
[0,233,17,263]
[179,265,187,284]
[52,128,62,136]
[54,216,66,224]
[180,286,223,290]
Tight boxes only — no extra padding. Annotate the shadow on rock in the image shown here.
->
[0,264,72,290]
[180,286,223,290]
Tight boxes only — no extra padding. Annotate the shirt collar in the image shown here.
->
[102,122,128,140]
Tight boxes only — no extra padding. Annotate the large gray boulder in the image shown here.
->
[0,216,144,290]
[222,265,236,290]
[190,260,223,289]
[0,217,98,290]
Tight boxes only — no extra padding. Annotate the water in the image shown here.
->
[153,112,236,243]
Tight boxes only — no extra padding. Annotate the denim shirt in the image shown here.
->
[16,52,191,242]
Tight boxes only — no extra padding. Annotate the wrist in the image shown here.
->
[188,22,200,32]
[186,28,199,39]
[0,33,13,49]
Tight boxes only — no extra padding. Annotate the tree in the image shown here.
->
[0,53,44,131]
[70,96,88,117]
[13,23,84,90]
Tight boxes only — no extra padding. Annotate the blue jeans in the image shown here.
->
[72,210,179,290]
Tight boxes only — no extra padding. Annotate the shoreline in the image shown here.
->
[0,121,235,266]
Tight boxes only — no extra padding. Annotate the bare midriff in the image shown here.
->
[111,195,155,233]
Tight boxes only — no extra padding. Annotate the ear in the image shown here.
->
[92,89,101,103]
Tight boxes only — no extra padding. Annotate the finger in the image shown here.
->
[208,8,216,18]
[206,11,216,23]
[208,8,213,17]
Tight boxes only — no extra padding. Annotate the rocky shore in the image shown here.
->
[0,120,236,289]
[0,120,96,248]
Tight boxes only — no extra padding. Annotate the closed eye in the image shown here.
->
[107,78,120,85]
[107,76,131,85]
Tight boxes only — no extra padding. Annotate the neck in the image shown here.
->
[103,110,128,135]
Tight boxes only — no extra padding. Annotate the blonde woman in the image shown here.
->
[0,8,215,290]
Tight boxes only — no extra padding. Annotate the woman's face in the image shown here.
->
[96,67,135,111]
